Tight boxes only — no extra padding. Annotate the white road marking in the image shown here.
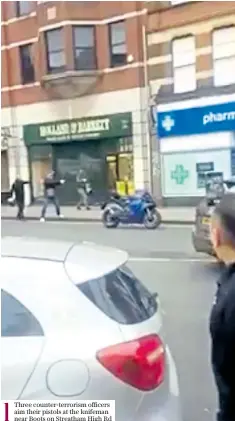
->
[129,257,215,263]
[2,220,100,226]
[2,220,193,229]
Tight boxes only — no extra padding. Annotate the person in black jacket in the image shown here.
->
[210,193,235,421]
[40,171,65,222]
[10,176,29,220]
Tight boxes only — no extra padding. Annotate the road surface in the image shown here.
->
[2,220,220,421]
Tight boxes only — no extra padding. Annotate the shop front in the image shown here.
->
[23,112,134,205]
[157,100,235,205]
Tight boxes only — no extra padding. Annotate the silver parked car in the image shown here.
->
[192,178,235,256]
[1,237,181,421]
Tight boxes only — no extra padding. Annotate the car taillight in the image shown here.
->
[96,334,165,391]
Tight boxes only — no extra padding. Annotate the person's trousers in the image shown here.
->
[16,201,24,220]
[77,188,89,208]
[41,197,60,218]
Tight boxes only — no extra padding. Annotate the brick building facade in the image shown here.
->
[2,1,235,205]
[1,1,149,205]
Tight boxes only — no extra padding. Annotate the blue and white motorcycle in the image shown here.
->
[101,190,162,229]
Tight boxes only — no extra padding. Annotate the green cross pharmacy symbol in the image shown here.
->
[171,165,189,185]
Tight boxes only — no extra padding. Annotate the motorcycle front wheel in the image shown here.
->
[102,209,119,228]
[143,209,162,229]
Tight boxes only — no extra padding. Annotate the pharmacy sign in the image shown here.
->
[171,165,189,185]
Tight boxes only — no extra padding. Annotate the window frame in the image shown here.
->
[72,25,97,71]
[212,25,235,87]
[109,20,127,68]
[16,1,33,17]
[45,27,66,74]
[171,0,194,5]
[172,34,196,94]
[19,43,35,85]
[1,290,44,338]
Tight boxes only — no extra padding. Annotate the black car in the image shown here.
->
[192,177,235,256]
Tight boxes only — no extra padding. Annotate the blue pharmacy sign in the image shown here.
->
[157,101,235,138]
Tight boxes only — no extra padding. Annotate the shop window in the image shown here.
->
[73,26,97,71]
[29,145,52,199]
[1,151,9,192]
[119,137,133,153]
[106,150,134,196]
[172,36,196,93]
[19,44,35,84]
[213,26,235,87]
[16,1,33,17]
[109,21,127,67]
[171,0,194,4]
[45,28,65,74]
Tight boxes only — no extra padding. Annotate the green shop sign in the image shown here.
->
[24,112,132,146]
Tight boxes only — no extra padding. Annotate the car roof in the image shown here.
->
[1,237,128,282]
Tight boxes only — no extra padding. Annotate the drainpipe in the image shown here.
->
[68,100,73,120]
[142,20,153,194]
[3,10,21,181]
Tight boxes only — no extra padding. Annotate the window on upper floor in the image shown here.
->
[19,44,35,84]
[172,35,196,94]
[109,21,127,67]
[45,28,66,74]
[213,26,235,87]
[171,0,194,5]
[73,26,97,71]
[16,1,33,17]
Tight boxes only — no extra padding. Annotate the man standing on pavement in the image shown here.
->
[76,169,91,210]
[40,171,65,222]
[210,193,235,421]
[10,176,30,220]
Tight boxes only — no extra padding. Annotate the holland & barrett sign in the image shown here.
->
[24,112,132,145]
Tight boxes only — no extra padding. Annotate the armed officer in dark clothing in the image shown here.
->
[10,176,29,220]
[210,193,235,421]
[40,171,65,222]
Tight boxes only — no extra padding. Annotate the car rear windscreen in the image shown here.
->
[77,265,157,324]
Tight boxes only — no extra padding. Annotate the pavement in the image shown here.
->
[1,204,195,224]
[2,220,219,421]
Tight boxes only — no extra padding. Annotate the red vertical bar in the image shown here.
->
[4,403,9,421]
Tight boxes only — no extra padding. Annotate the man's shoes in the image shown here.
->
[77,206,90,210]
[40,217,45,222]
[59,214,64,218]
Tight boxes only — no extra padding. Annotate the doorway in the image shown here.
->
[29,145,52,199]
[1,150,9,193]
[54,140,107,205]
